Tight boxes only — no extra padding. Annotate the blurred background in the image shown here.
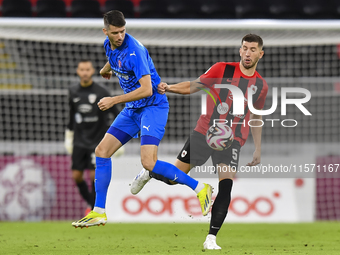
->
[0,0,339,224]
[0,0,340,19]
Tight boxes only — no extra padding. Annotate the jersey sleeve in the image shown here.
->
[67,88,74,131]
[126,48,150,81]
[199,63,224,87]
[254,79,268,109]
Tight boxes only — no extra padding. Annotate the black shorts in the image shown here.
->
[177,130,241,170]
[71,146,96,171]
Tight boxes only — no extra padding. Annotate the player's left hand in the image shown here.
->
[98,97,115,111]
[247,149,261,166]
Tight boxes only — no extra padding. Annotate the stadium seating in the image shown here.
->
[36,0,66,17]
[301,0,339,19]
[235,0,272,19]
[166,0,203,19]
[139,0,169,18]
[268,0,303,19]
[105,0,135,18]
[71,0,102,18]
[200,0,236,19]
[0,0,339,19]
[2,0,32,17]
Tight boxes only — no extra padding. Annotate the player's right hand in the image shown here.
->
[100,69,112,80]
[158,82,168,94]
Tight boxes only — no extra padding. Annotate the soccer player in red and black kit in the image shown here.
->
[131,34,268,249]
[65,60,122,214]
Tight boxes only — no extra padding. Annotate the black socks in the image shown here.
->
[76,180,95,208]
[209,179,233,236]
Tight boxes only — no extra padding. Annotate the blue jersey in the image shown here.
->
[104,33,168,109]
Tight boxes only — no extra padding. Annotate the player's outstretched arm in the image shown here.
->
[100,61,112,80]
[98,74,152,111]
[247,110,263,166]
[158,78,205,95]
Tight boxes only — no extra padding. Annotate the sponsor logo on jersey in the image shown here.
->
[130,51,136,57]
[113,70,129,80]
[73,97,81,103]
[78,104,92,113]
[75,113,82,123]
[143,125,150,131]
[84,116,99,122]
[88,94,97,104]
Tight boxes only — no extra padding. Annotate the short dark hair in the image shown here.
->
[103,10,126,29]
[242,34,263,49]
[78,59,92,64]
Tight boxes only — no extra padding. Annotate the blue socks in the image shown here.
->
[94,157,112,209]
[93,158,199,209]
[152,160,198,190]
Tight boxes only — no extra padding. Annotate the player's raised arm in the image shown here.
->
[98,74,152,111]
[158,78,205,95]
[247,109,263,166]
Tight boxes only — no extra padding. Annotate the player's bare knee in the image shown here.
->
[95,144,109,158]
[72,171,83,183]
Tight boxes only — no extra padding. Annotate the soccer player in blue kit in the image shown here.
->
[72,10,212,228]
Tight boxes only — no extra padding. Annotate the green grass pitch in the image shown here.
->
[1,222,340,254]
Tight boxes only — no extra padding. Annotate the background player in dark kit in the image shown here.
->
[65,59,122,212]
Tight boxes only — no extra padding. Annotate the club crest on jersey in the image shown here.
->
[250,84,257,95]
[118,60,122,68]
[88,94,97,104]
[217,102,229,115]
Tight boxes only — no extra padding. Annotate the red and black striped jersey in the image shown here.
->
[194,62,268,147]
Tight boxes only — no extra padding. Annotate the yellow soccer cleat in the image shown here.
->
[72,211,107,228]
[197,183,213,216]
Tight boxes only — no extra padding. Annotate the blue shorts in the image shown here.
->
[107,104,169,146]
